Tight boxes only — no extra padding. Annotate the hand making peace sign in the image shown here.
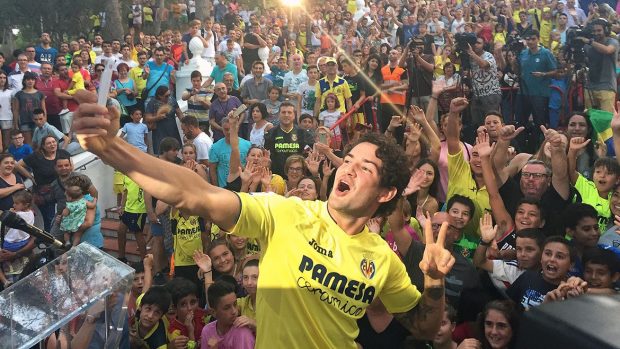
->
[419,213,456,280]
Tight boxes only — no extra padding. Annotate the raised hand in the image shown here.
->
[474,131,493,158]
[449,97,469,114]
[322,160,335,177]
[366,217,384,233]
[193,250,212,273]
[432,79,447,97]
[286,188,304,198]
[419,213,455,279]
[305,149,321,177]
[540,125,565,150]
[498,125,525,142]
[388,115,404,131]
[479,213,498,244]
[403,168,426,196]
[259,167,272,188]
[569,136,591,152]
[407,104,426,124]
[72,90,120,155]
[143,254,154,270]
[406,122,422,141]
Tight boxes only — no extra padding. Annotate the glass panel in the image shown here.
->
[0,243,134,349]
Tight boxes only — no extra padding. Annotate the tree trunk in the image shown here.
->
[103,0,123,40]
[153,0,165,35]
[196,0,209,21]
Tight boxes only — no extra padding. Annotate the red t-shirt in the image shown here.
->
[36,76,62,115]
[54,78,79,112]
[168,307,210,342]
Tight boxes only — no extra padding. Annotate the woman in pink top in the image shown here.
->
[202,281,255,349]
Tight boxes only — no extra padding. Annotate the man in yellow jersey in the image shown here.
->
[71,90,455,348]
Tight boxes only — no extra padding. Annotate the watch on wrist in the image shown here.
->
[479,239,492,247]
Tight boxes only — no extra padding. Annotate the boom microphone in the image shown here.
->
[0,210,64,248]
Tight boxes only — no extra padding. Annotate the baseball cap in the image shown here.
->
[324,57,337,65]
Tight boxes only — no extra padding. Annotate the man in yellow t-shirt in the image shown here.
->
[73,97,456,349]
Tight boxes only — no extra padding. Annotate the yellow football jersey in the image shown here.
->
[231,192,421,348]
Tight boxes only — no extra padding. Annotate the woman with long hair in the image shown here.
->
[248,103,273,147]
[477,300,519,349]
[361,54,384,127]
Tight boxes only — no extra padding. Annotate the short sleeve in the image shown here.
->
[379,250,422,313]
[229,192,284,241]
[51,126,65,141]
[342,81,352,99]
[208,144,218,164]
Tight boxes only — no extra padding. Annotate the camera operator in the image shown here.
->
[516,29,558,152]
[466,37,502,127]
[580,19,619,113]
[399,39,434,114]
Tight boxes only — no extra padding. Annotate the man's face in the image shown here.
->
[70,41,80,52]
[25,47,36,60]
[326,62,337,75]
[592,24,605,40]
[138,54,148,66]
[41,33,51,44]
[474,38,484,54]
[215,83,228,98]
[57,65,69,79]
[55,159,73,177]
[388,49,400,62]
[122,46,131,58]
[103,43,112,54]
[40,64,53,78]
[94,35,103,45]
[17,56,28,70]
[558,14,568,26]
[516,237,542,270]
[520,164,550,199]
[112,40,121,53]
[291,55,302,69]
[525,35,539,50]
[154,50,165,64]
[279,105,296,128]
[484,115,502,138]
[191,76,202,89]
[223,75,235,89]
[252,63,264,77]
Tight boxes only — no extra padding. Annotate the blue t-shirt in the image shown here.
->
[208,138,251,187]
[269,66,288,88]
[519,47,557,97]
[35,46,58,64]
[145,61,173,98]
[80,194,103,248]
[8,144,33,162]
[209,63,239,89]
[122,122,149,152]
[114,79,138,107]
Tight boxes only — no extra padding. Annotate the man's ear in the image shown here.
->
[377,186,398,204]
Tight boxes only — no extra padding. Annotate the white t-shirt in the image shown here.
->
[450,18,466,33]
[491,259,524,291]
[297,80,317,116]
[193,131,213,161]
[0,89,14,121]
[218,40,242,57]
[319,110,341,136]
[201,30,216,59]
[283,69,308,94]
[5,211,34,243]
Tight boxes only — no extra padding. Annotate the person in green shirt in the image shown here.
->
[568,136,620,231]
[119,175,148,261]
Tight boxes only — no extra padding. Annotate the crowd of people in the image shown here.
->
[1,0,620,347]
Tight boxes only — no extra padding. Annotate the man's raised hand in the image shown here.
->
[72,90,120,155]
[419,214,455,280]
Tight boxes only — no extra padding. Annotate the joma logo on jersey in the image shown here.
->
[308,238,333,258]
[298,255,375,304]
[360,258,376,280]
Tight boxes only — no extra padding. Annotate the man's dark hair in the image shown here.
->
[167,277,199,307]
[9,129,22,137]
[207,280,236,308]
[141,285,171,312]
[243,258,259,270]
[154,47,165,54]
[252,60,264,69]
[583,247,620,274]
[563,203,598,232]
[181,115,199,128]
[446,194,476,218]
[351,133,412,217]
[279,100,295,111]
[65,174,92,194]
[130,261,145,274]
[516,228,545,248]
[159,137,180,154]
[593,157,620,177]
[33,108,44,116]
[190,70,202,79]
[524,29,540,38]
[543,236,577,262]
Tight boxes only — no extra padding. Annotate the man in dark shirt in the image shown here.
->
[264,102,314,176]
[242,24,266,75]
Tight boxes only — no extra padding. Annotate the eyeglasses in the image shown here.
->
[288,167,303,172]
[11,136,24,140]
[522,172,548,179]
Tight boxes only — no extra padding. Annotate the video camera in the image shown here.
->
[454,32,477,71]
[506,34,525,54]
[565,24,593,65]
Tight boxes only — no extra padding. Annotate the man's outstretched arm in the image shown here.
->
[72,90,240,231]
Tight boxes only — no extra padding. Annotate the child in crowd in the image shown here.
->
[563,203,600,277]
[269,56,288,88]
[568,137,620,230]
[447,194,476,260]
[130,285,171,349]
[236,259,259,330]
[385,197,420,258]
[121,109,149,152]
[507,236,574,310]
[600,184,620,247]
[0,190,34,287]
[318,93,342,149]
[60,183,97,246]
[170,30,184,67]
[262,86,282,124]
[120,175,148,260]
[432,304,458,349]
[201,281,255,349]
[67,61,85,96]
[167,277,210,348]
[128,261,145,319]
[182,70,212,132]
[7,129,32,162]
[583,246,619,294]
[297,65,319,118]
